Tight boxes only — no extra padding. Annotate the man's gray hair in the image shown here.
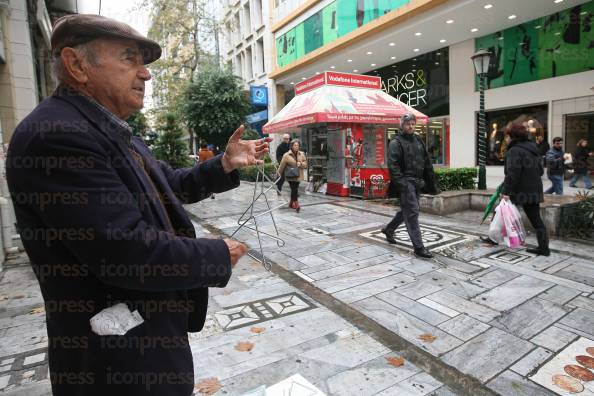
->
[400,112,416,125]
[50,42,99,85]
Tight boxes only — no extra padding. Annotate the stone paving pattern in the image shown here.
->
[185,183,594,395]
[0,218,457,395]
[1,181,594,395]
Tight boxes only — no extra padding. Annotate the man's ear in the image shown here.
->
[60,47,89,84]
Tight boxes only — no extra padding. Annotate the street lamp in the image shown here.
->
[471,48,492,190]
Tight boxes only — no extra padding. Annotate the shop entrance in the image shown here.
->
[565,112,594,172]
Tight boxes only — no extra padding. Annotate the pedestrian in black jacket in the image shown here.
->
[381,113,439,259]
[569,139,593,189]
[544,136,566,195]
[275,134,291,195]
[6,14,270,396]
[501,123,550,256]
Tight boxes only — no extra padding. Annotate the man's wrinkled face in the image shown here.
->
[85,39,151,119]
[402,120,415,134]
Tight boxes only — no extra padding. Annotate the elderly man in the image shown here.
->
[6,14,268,396]
[275,133,291,195]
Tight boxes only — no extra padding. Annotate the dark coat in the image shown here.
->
[6,87,240,396]
[502,139,544,205]
[573,145,591,174]
[545,147,564,176]
[276,141,289,163]
[387,132,440,197]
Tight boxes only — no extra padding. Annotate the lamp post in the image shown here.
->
[471,48,492,190]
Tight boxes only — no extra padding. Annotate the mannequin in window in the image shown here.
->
[489,122,498,162]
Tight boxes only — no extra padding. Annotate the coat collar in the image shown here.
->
[53,85,132,146]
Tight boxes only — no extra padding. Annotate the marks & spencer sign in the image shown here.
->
[367,48,449,117]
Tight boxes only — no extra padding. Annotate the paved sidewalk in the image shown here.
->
[0,221,459,395]
[186,182,594,396]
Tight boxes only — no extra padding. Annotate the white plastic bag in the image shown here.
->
[499,200,526,248]
[488,205,504,243]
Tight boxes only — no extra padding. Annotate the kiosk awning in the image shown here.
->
[263,72,428,134]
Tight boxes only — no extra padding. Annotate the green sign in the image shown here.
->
[476,1,594,89]
[276,0,411,68]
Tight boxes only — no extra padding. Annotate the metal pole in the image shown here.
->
[478,74,487,190]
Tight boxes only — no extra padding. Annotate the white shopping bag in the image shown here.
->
[488,205,504,243]
[500,200,526,248]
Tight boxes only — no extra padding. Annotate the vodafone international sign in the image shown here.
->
[294,72,381,95]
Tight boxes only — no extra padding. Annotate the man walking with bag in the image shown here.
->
[381,113,439,259]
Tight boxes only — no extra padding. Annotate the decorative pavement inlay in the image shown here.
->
[530,337,594,395]
[360,225,471,252]
[0,347,48,391]
[487,250,534,264]
[214,293,316,331]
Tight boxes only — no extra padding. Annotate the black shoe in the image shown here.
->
[480,236,499,246]
[381,227,396,244]
[414,247,433,259]
[526,248,550,256]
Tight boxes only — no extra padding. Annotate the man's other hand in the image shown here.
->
[224,239,248,268]
[221,125,272,173]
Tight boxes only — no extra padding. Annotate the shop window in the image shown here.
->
[386,117,447,165]
[481,104,548,166]
[565,113,594,171]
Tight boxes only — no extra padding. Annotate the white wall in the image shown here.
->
[449,38,594,172]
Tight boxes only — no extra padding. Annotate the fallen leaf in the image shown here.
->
[194,377,222,395]
[418,333,437,343]
[29,307,45,314]
[0,295,8,302]
[234,341,254,352]
[12,294,25,299]
[250,327,265,334]
[385,356,405,367]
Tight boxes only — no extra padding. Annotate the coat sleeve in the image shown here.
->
[545,149,562,169]
[157,154,240,204]
[278,154,287,175]
[9,131,232,292]
[388,139,406,190]
[502,148,521,195]
[299,152,307,168]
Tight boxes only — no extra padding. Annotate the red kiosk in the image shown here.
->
[263,72,428,198]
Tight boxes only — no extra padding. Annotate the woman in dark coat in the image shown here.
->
[501,123,550,256]
[569,139,593,189]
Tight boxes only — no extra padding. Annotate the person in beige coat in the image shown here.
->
[278,139,307,212]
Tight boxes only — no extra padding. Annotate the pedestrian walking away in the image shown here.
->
[198,142,214,162]
[278,139,307,213]
[382,113,440,259]
[6,14,271,396]
[501,123,550,256]
[275,134,291,195]
[569,139,594,189]
[544,136,567,195]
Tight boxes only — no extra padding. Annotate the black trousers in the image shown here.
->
[522,203,549,250]
[289,181,299,201]
[386,180,423,249]
[275,173,285,192]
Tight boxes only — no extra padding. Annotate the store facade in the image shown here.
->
[367,47,450,165]
[450,0,594,174]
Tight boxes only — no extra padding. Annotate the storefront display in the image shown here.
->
[482,104,548,166]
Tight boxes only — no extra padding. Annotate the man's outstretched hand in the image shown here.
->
[221,125,272,173]
[224,239,248,268]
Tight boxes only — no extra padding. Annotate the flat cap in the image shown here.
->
[51,14,162,64]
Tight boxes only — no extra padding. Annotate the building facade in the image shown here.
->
[264,0,594,176]
[222,0,275,134]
